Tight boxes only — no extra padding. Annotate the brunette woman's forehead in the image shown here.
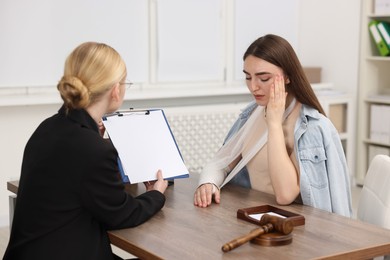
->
[243,56,282,74]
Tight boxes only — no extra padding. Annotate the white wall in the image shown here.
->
[0,0,362,227]
[0,0,149,86]
[298,0,361,95]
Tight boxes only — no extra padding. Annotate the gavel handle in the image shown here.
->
[221,223,274,252]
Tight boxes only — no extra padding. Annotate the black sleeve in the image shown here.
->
[80,138,166,230]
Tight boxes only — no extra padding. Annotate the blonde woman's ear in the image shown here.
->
[110,83,121,101]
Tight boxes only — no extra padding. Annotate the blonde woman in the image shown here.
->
[4,42,168,260]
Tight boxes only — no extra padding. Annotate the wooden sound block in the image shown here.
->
[251,232,293,246]
[237,205,305,227]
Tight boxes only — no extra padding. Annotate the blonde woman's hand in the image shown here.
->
[193,183,220,208]
[144,170,168,194]
[266,74,288,128]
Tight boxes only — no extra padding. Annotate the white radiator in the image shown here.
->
[164,103,248,173]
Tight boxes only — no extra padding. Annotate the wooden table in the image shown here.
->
[7,177,390,259]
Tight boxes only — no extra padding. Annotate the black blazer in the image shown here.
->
[3,106,166,260]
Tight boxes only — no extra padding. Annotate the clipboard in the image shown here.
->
[102,108,189,184]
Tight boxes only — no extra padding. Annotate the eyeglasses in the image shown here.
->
[119,81,133,89]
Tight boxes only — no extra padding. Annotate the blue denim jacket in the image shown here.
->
[224,101,352,217]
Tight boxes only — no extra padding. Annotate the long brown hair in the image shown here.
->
[243,34,326,116]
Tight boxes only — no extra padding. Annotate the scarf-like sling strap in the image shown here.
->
[220,98,297,188]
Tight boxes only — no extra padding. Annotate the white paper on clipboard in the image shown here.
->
[102,109,189,183]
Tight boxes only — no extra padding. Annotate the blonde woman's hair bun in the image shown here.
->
[57,75,90,110]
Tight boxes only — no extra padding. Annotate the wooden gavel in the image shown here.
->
[221,214,294,252]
